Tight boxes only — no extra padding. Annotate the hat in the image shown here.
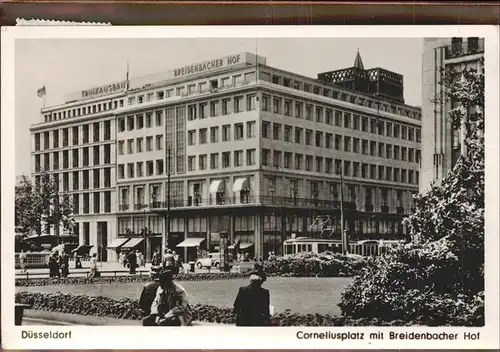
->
[249,270,267,283]
[158,269,174,281]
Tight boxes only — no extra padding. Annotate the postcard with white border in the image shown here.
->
[1,25,499,350]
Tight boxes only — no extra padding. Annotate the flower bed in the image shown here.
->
[15,291,416,326]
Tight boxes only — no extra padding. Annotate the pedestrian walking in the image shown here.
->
[18,249,27,273]
[49,253,60,278]
[163,249,175,270]
[127,250,137,274]
[88,253,100,278]
[233,270,270,326]
[59,251,70,278]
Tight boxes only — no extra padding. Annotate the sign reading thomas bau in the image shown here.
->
[81,80,128,99]
[173,54,243,78]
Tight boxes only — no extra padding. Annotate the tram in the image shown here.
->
[283,237,402,257]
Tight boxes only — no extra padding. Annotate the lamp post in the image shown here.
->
[162,145,172,261]
[337,165,347,255]
[269,185,276,254]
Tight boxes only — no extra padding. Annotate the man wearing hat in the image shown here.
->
[233,270,271,326]
[139,266,162,322]
[144,269,193,326]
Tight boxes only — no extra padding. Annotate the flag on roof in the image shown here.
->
[37,86,46,98]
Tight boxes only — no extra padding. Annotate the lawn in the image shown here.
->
[15,277,353,316]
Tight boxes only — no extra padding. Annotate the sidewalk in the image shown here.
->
[16,262,217,279]
[23,310,223,326]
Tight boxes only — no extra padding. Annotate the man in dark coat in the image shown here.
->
[139,266,161,323]
[127,250,137,274]
[233,270,271,326]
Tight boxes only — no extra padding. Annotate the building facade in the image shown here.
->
[31,51,421,262]
[420,37,484,192]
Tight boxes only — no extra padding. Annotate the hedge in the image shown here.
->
[15,292,419,326]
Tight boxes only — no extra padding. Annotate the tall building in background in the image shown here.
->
[420,37,484,192]
[31,51,421,262]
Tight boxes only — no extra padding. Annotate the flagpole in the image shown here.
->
[126,61,130,92]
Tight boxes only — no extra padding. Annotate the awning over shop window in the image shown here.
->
[233,178,250,193]
[176,237,206,248]
[120,238,144,249]
[228,242,254,250]
[209,180,225,194]
[107,238,131,249]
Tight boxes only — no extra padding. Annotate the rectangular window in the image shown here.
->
[262,121,270,138]
[199,154,208,170]
[188,156,196,171]
[136,162,143,177]
[247,95,256,111]
[295,154,303,170]
[210,153,219,169]
[235,123,244,140]
[262,149,270,166]
[305,155,313,171]
[222,152,231,168]
[344,113,351,128]
[273,123,281,140]
[315,131,323,147]
[305,129,312,146]
[234,150,243,167]
[273,97,282,114]
[326,109,333,125]
[188,130,196,146]
[284,125,292,142]
[93,145,100,165]
[284,100,292,116]
[200,103,208,119]
[210,101,220,117]
[247,121,256,138]
[262,95,270,112]
[295,102,303,118]
[199,128,208,144]
[211,126,219,143]
[137,137,144,153]
[295,127,302,144]
[188,105,197,121]
[305,104,313,120]
[136,115,144,130]
[222,125,231,142]
[246,149,256,166]
[156,135,163,150]
[273,151,281,168]
[222,99,232,115]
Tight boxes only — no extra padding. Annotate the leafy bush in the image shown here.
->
[261,252,367,277]
[338,63,485,327]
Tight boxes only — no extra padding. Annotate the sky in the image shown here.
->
[15,38,423,177]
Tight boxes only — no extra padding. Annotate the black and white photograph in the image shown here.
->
[2,26,499,349]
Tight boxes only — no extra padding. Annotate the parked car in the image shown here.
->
[195,253,221,268]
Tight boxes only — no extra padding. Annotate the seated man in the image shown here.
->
[139,266,161,319]
[143,269,193,326]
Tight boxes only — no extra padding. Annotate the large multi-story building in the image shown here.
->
[421,37,484,192]
[31,51,421,262]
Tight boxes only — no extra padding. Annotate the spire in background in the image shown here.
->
[353,49,364,70]
[126,61,130,91]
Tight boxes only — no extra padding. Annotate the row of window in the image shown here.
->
[118,135,164,155]
[262,70,421,120]
[117,160,165,179]
[34,145,112,172]
[34,121,112,151]
[72,191,112,215]
[261,150,419,185]
[187,149,257,171]
[188,121,256,145]
[260,100,421,142]
[33,168,113,192]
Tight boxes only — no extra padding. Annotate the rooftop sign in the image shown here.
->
[64,52,265,103]
[173,53,243,79]
[80,80,128,100]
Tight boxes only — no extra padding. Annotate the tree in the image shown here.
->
[15,172,75,244]
[338,61,485,326]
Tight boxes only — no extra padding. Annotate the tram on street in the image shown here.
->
[283,237,402,257]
